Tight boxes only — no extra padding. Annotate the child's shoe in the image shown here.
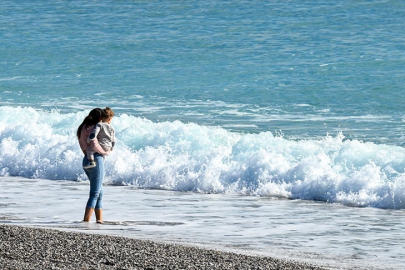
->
[83,160,96,169]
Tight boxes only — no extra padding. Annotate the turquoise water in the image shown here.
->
[2,1,405,268]
[2,177,405,269]
[1,0,405,143]
[2,0,405,208]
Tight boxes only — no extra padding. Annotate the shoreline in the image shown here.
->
[0,224,327,270]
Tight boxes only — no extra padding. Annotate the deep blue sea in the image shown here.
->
[1,1,405,268]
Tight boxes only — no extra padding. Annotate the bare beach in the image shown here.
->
[0,224,326,270]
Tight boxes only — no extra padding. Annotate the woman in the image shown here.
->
[77,108,110,223]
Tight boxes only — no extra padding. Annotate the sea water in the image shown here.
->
[1,0,405,269]
[2,177,405,269]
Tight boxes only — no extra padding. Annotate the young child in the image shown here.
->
[83,107,115,169]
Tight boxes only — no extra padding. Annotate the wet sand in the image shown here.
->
[0,224,327,269]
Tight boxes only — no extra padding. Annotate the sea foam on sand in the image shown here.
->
[1,176,404,269]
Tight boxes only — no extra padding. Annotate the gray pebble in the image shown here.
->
[0,224,327,270]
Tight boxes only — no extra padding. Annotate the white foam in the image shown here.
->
[1,106,405,209]
[2,176,404,269]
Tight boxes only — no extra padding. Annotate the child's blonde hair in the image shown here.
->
[102,107,114,121]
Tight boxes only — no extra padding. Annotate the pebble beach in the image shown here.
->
[1,1,405,270]
[0,224,327,270]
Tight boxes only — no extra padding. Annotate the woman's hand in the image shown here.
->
[90,139,108,156]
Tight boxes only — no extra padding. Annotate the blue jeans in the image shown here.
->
[83,153,105,209]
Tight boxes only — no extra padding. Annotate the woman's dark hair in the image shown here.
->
[76,108,103,139]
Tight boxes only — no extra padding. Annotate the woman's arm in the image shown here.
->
[90,137,110,156]
[87,124,110,156]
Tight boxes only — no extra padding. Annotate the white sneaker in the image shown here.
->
[83,161,96,169]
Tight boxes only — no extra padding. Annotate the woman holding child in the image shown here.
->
[77,107,115,223]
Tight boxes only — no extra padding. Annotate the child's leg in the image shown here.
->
[86,147,95,161]
[83,147,97,169]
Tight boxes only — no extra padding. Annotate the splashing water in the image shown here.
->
[1,106,405,209]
